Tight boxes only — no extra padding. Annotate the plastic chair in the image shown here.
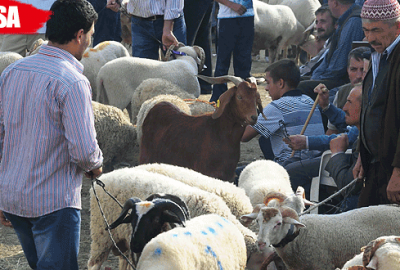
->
[310,149,352,214]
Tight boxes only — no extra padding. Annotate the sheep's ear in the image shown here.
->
[193,45,205,72]
[296,186,314,206]
[212,87,236,119]
[282,217,305,228]
[240,212,258,227]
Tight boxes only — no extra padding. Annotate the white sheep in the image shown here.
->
[246,204,400,270]
[130,78,195,124]
[87,167,270,270]
[0,52,23,75]
[339,235,400,270]
[252,0,307,63]
[135,163,253,220]
[238,160,293,206]
[81,41,130,99]
[92,101,138,172]
[95,45,205,115]
[136,214,247,270]
[136,94,191,144]
[262,0,320,31]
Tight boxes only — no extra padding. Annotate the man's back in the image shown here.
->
[0,45,102,217]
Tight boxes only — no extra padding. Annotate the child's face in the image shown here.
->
[265,72,281,101]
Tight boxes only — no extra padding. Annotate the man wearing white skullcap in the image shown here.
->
[354,0,400,207]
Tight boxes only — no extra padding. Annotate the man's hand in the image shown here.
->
[283,135,307,151]
[85,167,103,179]
[229,3,247,15]
[106,0,120,12]
[387,167,400,204]
[313,83,329,110]
[162,20,179,50]
[330,134,348,154]
[0,210,12,228]
[353,153,364,180]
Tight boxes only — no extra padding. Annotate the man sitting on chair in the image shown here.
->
[283,84,362,204]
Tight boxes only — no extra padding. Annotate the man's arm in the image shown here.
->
[241,125,259,142]
[387,167,400,204]
[325,135,357,189]
[62,80,103,174]
[214,0,247,15]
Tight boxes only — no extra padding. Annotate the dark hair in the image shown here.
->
[315,4,338,25]
[46,0,98,44]
[347,46,371,66]
[337,0,355,5]
[265,59,300,89]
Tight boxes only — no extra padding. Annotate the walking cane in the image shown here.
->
[290,86,328,158]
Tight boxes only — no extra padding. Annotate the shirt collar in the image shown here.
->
[282,89,302,97]
[371,33,400,64]
[38,44,84,74]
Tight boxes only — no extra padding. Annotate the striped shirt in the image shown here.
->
[0,45,103,218]
[127,0,184,20]
[253,90,325,164]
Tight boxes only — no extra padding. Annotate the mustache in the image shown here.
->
[317,28,325,33]
[370,41,382,46]
[354,78,363,84]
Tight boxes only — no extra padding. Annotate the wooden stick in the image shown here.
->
[290,94,320,158]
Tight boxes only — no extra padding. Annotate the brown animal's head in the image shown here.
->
[197,75,265,126]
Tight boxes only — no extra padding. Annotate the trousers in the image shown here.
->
[4,208,81,270]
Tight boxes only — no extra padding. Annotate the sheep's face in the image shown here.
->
[230,82,262,126]
[256,207,282,251]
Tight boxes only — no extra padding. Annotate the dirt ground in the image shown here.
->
[0,46,271,269]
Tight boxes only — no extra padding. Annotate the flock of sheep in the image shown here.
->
[1,0,400,268]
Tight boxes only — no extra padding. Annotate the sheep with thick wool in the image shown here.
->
[262,0,320,32]
[92,101,138,172]
[136,214,247,270]
[136,94,191,144]
[81,41,130,99]
[244,204,400,270]
[238,160,295,206]
[88,167,271,270]
[95,44,205,115]
[0,52,23,75]
[130,78,195,124]
[135,163,253,220]
[338,235,400,270]
[252,0,308,63]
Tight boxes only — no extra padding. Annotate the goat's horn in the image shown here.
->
[197,75,244,86]
[152,199,188,227]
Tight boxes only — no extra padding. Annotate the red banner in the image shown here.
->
[0,0,52,34]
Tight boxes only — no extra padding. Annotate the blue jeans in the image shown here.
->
[131,14,187,60]
[211,16,254,102]
[4,208,81,270]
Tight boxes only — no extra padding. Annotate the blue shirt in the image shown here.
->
[312,4,364,84]
[0,45,103,217]
[253,89,325,163]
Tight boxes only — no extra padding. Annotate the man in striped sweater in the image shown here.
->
[241,59,325,165]
[0,1,103,269]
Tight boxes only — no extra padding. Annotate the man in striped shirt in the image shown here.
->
[126,0,186,59]
[241,59,325,165]
[0,1,103,269]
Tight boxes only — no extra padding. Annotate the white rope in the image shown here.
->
[300,178,359,216]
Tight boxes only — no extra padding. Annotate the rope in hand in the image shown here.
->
[91,179,137,269]
[300,178,358,216]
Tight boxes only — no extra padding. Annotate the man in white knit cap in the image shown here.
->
[354,0,400,207]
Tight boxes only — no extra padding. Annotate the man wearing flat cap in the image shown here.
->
[353,0,400,207]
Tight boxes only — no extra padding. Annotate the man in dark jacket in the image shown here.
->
[353,0,400,207]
